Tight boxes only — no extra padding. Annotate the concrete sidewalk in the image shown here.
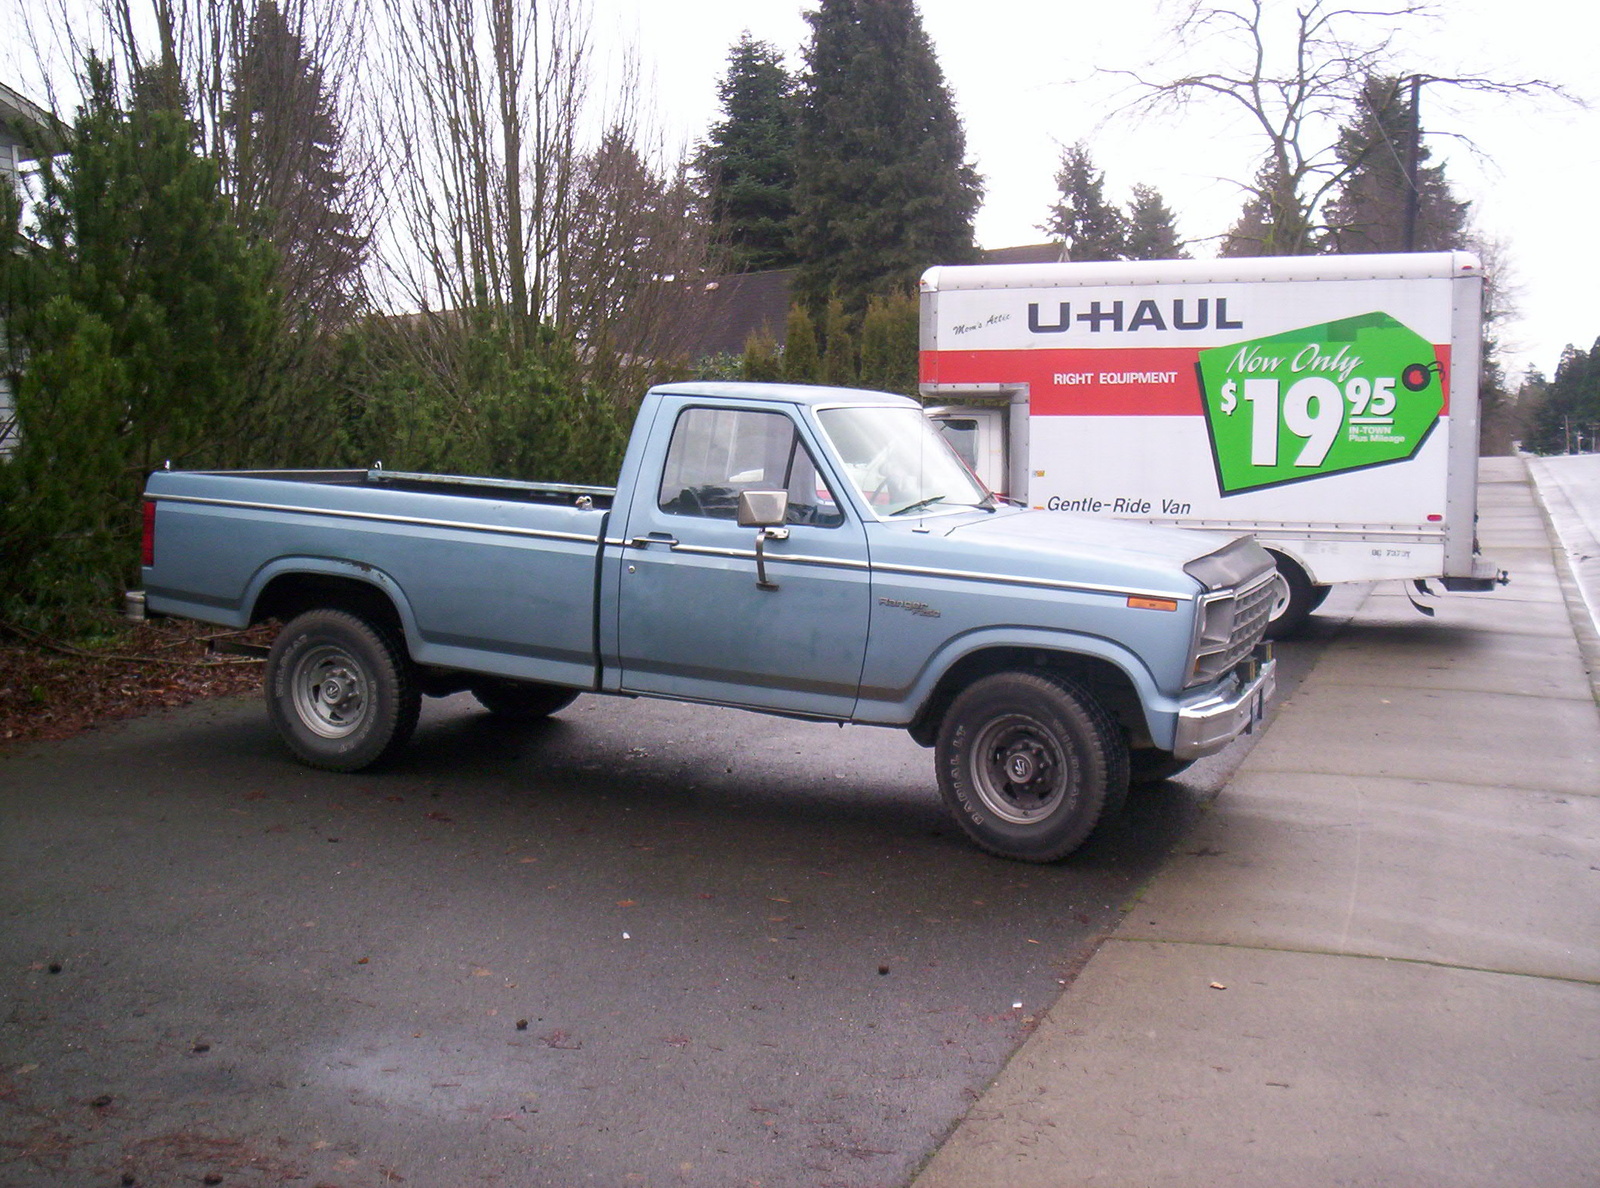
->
[913,456,1600,1188]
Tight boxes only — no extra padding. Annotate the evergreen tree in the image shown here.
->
[696,34,799,272]
[858,289,919,395]
[1041,143,1126,261]
[1123,183,1187,260]
[1220,161,1316,256]
[820,297,858,387]
[740,330,784,381]
[1524,342,1600,455]
[227,0,368,328]
[781,304,821,383]
[1325,74,1470,254]
[0,56,278,630]
[791,0,981,314]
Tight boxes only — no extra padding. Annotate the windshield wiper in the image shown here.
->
[889,495,947,517]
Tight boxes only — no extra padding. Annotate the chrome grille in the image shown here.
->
[1189,569,1278,686]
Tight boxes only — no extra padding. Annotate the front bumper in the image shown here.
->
[1172,644,1276,760]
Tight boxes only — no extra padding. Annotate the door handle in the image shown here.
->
[629,533,679,548]
[754,526,788,590]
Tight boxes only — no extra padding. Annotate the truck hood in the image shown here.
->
[935,506,1270,593]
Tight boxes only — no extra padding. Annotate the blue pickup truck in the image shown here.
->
[136,381,1277,861]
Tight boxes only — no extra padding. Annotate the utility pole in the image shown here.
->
[1402,74,1422,252]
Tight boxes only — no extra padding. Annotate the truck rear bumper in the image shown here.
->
[1440,557,1510,592]
[1172,645,1276,760]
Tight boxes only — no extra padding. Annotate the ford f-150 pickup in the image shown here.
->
[135,381,1278,861]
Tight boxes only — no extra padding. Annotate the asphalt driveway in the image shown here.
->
[1,635,1326,1187]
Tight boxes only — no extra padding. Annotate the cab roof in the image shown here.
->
[648,381,918,409]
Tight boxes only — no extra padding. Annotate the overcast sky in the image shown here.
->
[597,0,1595,382]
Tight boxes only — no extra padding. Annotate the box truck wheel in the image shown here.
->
[1264,553,1327,639]
[266,609,420,771]
[471,678,580,720]
[935,672,1129,862]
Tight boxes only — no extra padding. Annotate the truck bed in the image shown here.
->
[143,467,613,690]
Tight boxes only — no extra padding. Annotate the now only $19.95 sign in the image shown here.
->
[1196,312,1446,495]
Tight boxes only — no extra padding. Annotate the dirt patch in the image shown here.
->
[0,618,277,750]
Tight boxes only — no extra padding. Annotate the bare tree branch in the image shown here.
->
[1106,0,1575,255]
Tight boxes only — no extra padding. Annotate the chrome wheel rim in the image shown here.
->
[289,644,368,739]
[970,713,1069,824]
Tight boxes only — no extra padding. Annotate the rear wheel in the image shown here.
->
[470,679,580,720]
[935,672,1128,862]
[266,609,419,771]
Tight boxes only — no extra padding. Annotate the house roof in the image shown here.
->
[979,243,1066,265]
[677,245,1067,360]
[0,81,61,162]
[679,269,796,360]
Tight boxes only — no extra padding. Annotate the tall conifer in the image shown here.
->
[1041,143,1126,262]
[1124,184,1188,260]
[1325,74,1470,254]
[697,34,799,271]
[791,0,980,314]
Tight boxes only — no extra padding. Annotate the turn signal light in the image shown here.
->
[1128,596,1179,612]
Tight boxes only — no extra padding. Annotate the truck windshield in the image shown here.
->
[816,405,993,517]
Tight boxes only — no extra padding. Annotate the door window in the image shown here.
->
[657,407,844,527]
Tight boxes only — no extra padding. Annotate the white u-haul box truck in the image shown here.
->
[919,252,1508,635]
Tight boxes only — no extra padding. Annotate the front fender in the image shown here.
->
[854,625,1182,745]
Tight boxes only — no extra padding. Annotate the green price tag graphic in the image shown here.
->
[1197,312,1444,495]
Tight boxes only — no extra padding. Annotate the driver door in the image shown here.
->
[614,404,871,717]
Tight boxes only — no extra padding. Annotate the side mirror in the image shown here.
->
[737,490,789,590]
[737,489,788,528]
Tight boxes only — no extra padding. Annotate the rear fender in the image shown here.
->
[244,557,420,650]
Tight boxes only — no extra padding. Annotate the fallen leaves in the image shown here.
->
[0,619,278,749]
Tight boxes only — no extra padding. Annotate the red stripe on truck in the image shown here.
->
[920,343,1454,417]
[920,347,1205,416]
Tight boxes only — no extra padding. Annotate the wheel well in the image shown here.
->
[1265,548,1309,586]
[251,574,406,644]
[907,647,1147,750]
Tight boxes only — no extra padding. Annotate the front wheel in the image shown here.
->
[266,609,420,771]
[935,672,1129,862]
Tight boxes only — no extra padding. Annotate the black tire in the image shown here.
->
[935,672,1129,863]
[470,678,580,720]
[1264,553,1321,639]
[265,609,420,772]
[1129,749,1194,786]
